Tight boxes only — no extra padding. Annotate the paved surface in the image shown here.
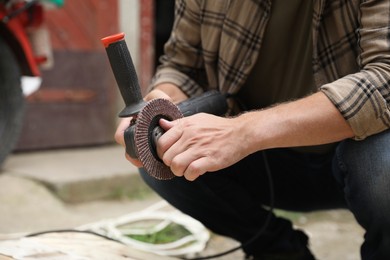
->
[0,145,365,259]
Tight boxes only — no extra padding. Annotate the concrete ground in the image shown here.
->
[0,145,364,259]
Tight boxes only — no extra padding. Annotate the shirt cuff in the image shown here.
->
[320,74,390,140]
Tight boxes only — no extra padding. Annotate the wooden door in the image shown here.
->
[16,0,119,150]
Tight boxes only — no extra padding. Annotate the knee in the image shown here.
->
[336,130,390,219]
[339,130,390,169]
[139,168,179,195]
[337,130,390,181]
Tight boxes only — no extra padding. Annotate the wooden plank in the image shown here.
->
[26,89,97,103]
[16,51,117,150]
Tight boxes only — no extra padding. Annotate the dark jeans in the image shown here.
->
[139,130,390,259]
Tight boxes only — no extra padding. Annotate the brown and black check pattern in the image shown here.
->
[150,0,390,140]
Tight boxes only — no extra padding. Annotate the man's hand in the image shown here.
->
[156,113,250,181]
[114,117,144,167]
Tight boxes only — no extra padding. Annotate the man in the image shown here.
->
[116,0,390,259]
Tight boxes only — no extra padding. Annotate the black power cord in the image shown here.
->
[26,229,122,244]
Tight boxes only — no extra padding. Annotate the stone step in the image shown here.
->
[2,145,148,203]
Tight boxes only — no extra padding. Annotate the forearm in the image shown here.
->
[238,92,355,154]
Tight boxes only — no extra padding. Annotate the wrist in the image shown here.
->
[234,111,271,155]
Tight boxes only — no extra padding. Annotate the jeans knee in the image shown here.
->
[335,130,390,221]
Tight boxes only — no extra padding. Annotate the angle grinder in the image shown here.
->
[101,33,228,180]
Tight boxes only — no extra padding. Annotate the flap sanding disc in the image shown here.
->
[135,98,183,180]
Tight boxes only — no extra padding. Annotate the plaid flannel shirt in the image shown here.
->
[150,0,390,140]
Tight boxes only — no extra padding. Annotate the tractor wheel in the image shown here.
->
[0,36,26,168]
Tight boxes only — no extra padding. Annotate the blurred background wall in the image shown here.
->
[15,0,174,151]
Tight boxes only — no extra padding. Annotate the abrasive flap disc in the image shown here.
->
[135,98,183,180]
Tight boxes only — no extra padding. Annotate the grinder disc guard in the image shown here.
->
[135,99,183,180]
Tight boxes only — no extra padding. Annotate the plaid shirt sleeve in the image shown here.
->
[149,0,206,97]
[151,0,390,140]
[149,0,266,98]
[320,0,390,140]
